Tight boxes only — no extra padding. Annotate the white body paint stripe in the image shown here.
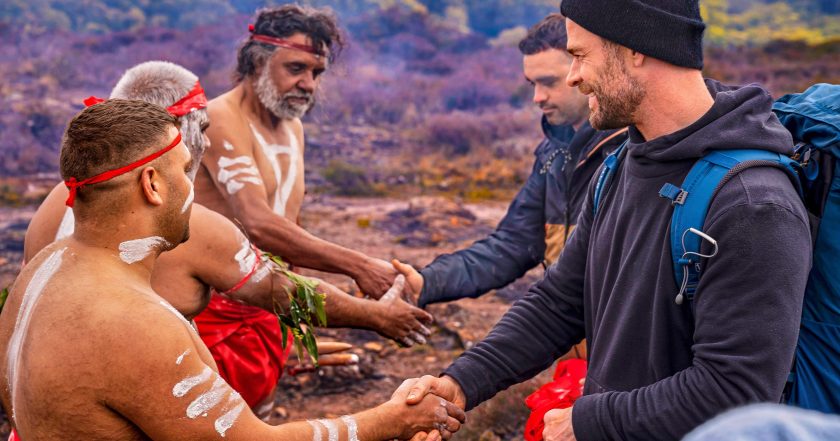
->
[250,123,298,217]
[181,180,194,214]
[118,237,170,265]
[176,349,191,365]
[215,398,247,437]
[216,154,263,195]
[55,208,75,241]
[218,156,254,168]
[173,366,213,398]
[7,247,66,416]
[317,419,339,441]
[340,415,359,441]
[308,420,324,441]
[186,375,228,418]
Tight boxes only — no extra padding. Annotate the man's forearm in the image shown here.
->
[443,270,586,410]
[420,231,544,307]
[316,281,382,330]
[245,212,371,278]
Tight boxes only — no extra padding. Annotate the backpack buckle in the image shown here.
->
[659,183,688,205]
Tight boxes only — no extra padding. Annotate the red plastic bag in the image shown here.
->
[524,359,587,441]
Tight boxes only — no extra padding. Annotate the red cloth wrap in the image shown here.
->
[8,429,19,441]
[193,293,292,408]
[524,359,588,441]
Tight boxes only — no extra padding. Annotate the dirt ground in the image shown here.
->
[0,195,553,440]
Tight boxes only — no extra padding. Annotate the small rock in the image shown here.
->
[273,406,288,419]
[363,342,383,352]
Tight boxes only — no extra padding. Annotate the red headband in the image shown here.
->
[83,81,207,117]
[248,24,323,57]
[64,133,182,207]
[167,81,207,116]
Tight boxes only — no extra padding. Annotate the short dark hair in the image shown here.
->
[519,13,568,55]
[60,99,178,204]
[235,5,345,82]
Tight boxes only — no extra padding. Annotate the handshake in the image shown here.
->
[378,375,467,441]
[373,374,576,441]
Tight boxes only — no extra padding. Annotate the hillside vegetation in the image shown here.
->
[5,0,840,43]
[0,1,838,198]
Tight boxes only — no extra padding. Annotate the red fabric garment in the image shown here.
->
[524,359,588,441]
[193,293,292,408]
[8,429,18,441]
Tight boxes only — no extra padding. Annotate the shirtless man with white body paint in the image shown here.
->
[193,5,402,302]
[1,100,463,441]
[22,61,432,418]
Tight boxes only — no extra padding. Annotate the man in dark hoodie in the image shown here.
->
[402,1,812,440]
[393,14,626,322]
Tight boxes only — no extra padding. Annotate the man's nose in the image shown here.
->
[566,59,582,88]
[533,86,548,105]
[298,72,316,93]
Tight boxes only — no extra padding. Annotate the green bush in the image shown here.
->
[322,159,382,196]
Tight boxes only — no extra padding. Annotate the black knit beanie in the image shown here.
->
[560,0,706,69]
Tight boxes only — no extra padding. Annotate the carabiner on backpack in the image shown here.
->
[675,228,719,305]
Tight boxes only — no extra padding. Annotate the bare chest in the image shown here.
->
[247,123,305,219]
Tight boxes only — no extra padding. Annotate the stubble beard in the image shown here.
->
[583,53,646,131]
[255,68,315,120]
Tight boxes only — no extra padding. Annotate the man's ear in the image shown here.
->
[631,50,645,68]
[140,167,164,206]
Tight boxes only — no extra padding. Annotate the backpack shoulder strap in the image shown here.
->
[592,139,630,217]
[661,149,802,306]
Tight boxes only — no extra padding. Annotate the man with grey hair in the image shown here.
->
[23,60,433,419]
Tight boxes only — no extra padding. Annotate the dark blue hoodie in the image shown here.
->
[443,81,812,441]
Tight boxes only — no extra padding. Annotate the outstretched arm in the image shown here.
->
[200,115,396,297]
[411,161,549,308]
[106,293,462,440]
[404,184,595,411]
[182,207,432,344]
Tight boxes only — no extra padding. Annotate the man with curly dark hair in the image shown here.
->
[193,5,426,418]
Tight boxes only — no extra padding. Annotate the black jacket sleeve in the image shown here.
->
[441,178,594,409]
[418,159,549,308]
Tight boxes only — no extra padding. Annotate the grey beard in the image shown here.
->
[255,69,314,120]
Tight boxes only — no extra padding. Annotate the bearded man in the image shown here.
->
[194,6,399,295]
[24,61,433,419]
[403,1,811,440]
[193,5,426,415]
[1,99,464,440]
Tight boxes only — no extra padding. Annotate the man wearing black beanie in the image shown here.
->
[403,1,811,440]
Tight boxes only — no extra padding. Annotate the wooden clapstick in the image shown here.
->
[317,341,354,355]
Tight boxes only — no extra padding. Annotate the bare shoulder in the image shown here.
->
[206,93,254,154]
[176,204,247,257]
[24,183,71,262]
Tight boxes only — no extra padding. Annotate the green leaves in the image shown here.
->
[0,287,8,315]
[265,253,327,367]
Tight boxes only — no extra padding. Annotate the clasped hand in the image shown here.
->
[385,375,466,440]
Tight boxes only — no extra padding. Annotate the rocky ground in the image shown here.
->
[0,195,551,440]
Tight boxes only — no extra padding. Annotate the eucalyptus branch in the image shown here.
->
[264,252,326,367]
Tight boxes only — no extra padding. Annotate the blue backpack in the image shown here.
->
[593,83,840,413]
